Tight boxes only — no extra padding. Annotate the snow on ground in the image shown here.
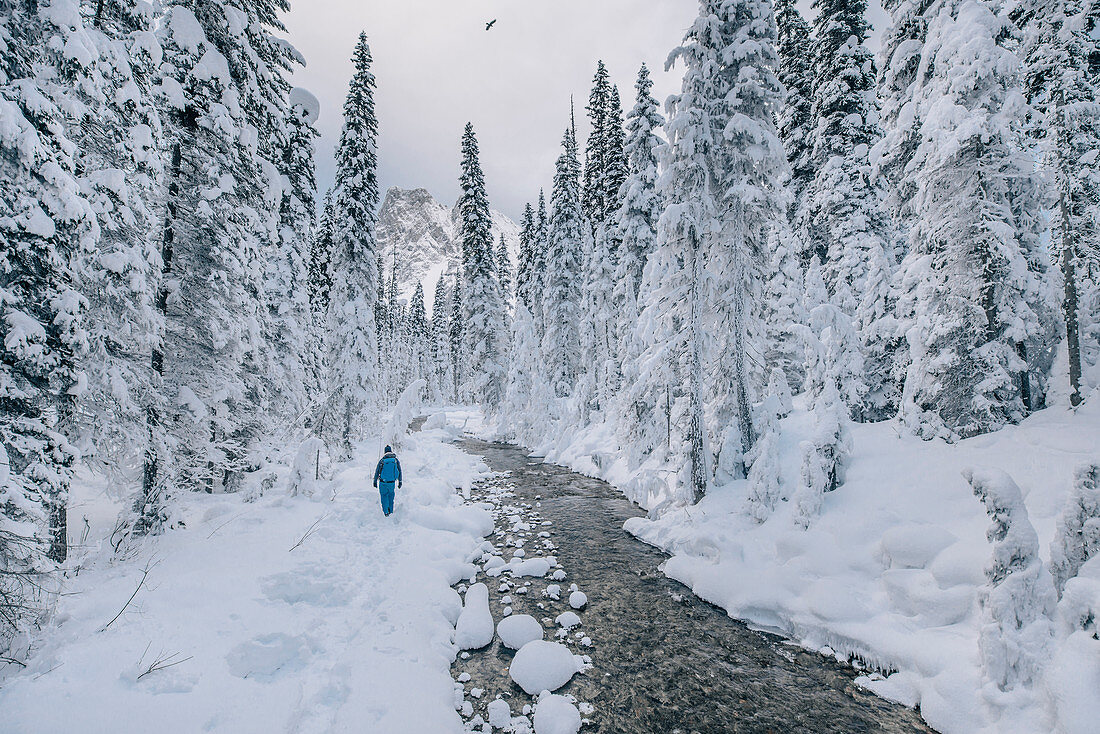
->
[470,396,1100,734]
[0,421,492,733]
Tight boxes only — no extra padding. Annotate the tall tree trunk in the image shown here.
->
[1061,192,1083,407]
[687,235,707,504]
[140,139,183,527]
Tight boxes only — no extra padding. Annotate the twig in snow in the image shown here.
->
[0,656,26,668]
[206,511,250,539]
[288,514,328,552]
[136,650,192,681]
[100,558,159,631]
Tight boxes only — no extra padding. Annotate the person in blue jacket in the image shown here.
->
[373,446,402,516]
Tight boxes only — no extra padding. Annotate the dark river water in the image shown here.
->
[452,438,936,734]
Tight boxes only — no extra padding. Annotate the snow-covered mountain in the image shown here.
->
[376,186,520,311]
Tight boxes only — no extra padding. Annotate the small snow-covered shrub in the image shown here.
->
[811,382,851,492]
[745,396,782,523]
[792,441,826,530]
[966,467,1055,692]
[286,437,325,497]
[766,367,793,418]
[1050,463,1100,598]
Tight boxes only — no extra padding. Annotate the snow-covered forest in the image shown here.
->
[1,0,1098,732]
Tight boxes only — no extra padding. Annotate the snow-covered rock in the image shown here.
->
[487,698,512,729]
[555,611,581,630]
[509,641,581,694]
[455,583,494,650]
[497,614,543,650]
[568,591,587,609]
[532,692,582,734]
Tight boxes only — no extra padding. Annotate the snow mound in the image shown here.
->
[509,641,581,694]
[289,87,319,125]
[497,614,543,650]
[511,558,552,578]
[555,611,581,630]
[568,591,587,609]
[487,698,512,728]
[533,692,582,734]
[423,411,449,430]
[455,583,493,650]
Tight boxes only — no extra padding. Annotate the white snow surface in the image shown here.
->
[472,395,1100,734]
[0,422,493,733]
[455,583,494,651]
[508,641,582,695]
[497,614,544,650]
[532,692,582,734]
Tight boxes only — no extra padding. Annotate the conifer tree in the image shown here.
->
[496,233,513,305]
[449,276,465,402]
[457,123,507,411]
[1018,0,1100,406]
[807,0,900,420]
[612,65,665,381]
[326,32,380,457]
[542,126,590,400]
[531,190,550,334]
[309,191,336,323]
[1,0,95,581]
[516,203,538,313]
[583,61,614,225]
[156,0,283,492]
[896,0,1051,439]
[774,0,815,228]
[630,0,786,501]
[430,276,453,402]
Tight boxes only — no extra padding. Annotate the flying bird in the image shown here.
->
[485,19,497,30]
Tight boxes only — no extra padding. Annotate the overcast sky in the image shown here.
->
[283,1,885,221]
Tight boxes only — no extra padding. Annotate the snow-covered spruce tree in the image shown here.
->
[155,0,299,492]
[582,61,614,226]
[325,32,380,458]
[774,0,815,228]
[448,276,465,403]
[502,303,549,445]
[267,86,319,421]
[542,125,590,401]
[308,190,336,323]
[495,233,513,306]
[896,0,1052,439]
[457,123,507,411]
[801,258,867,412]
[966,467,1056,692]
[1017,0,1100,407]
[611,64,664,380]
[531,190,550,335]
[806,0,899,421]
[1050,463,1100,598]
[631,0,786,502]
[791,381,852,529]
[408,282,431,398]
[429,275,453,403]
[0,2,95,622]
[761,221,809,387]
[515,202,538,313]
[872,0,932,229]
[39,0,171,534]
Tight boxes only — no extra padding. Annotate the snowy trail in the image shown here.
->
[0,428,491,734]
[453,438,936,733]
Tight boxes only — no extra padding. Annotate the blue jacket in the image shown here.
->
[373,452,402,487]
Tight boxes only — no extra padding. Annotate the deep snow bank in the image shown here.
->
[0,423,492,733]
[472,397,1100,734]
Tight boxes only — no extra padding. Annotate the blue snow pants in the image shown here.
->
[379,481,396,515]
